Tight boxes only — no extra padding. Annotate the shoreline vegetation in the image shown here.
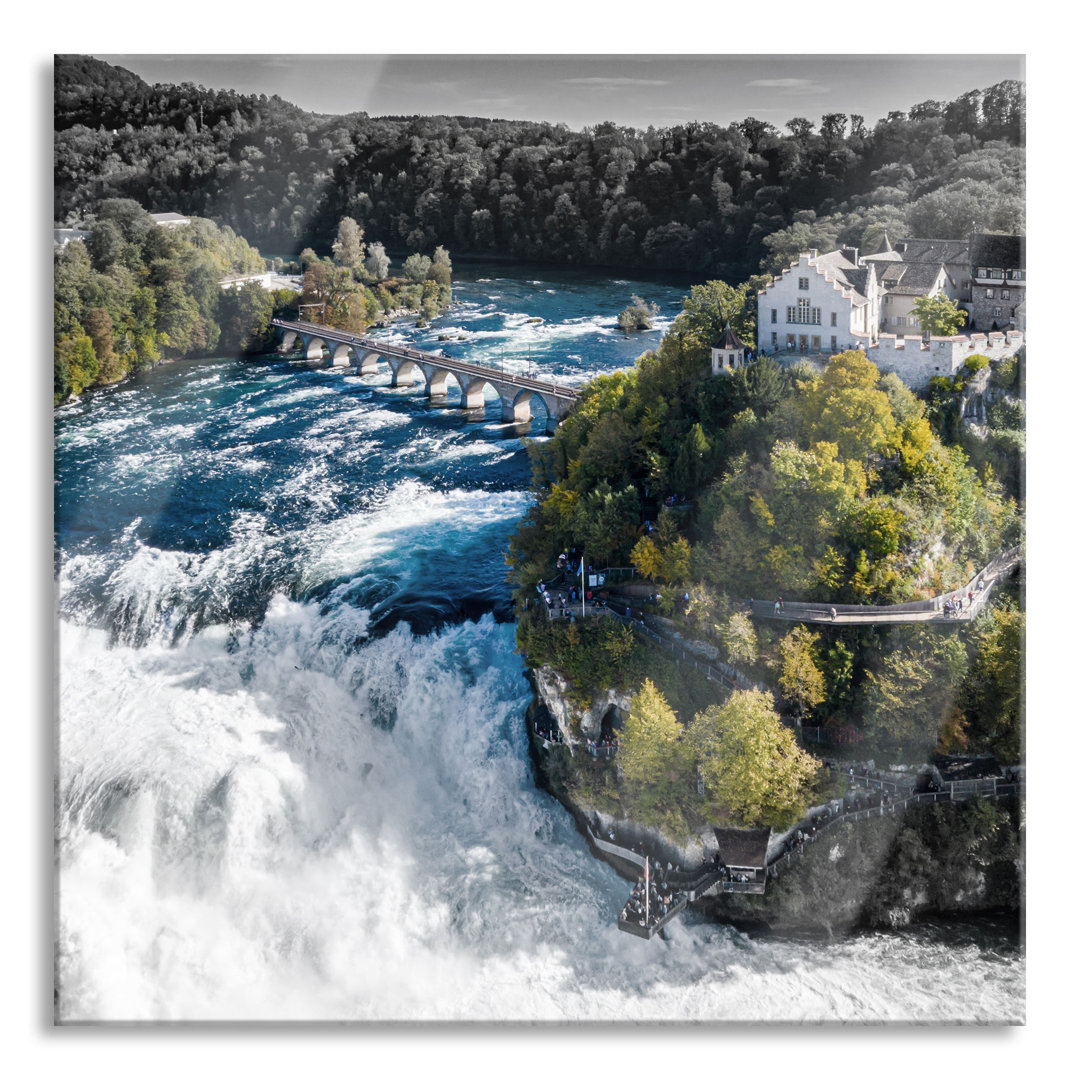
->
[54,204,454,406]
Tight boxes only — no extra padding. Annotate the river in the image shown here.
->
[53,261,1023,1022]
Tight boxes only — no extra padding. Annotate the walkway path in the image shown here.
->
[597,771,1024,939]
[748,546,1022,626]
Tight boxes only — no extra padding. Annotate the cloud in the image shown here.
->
[561,77,670,88]
[746,78,829,93]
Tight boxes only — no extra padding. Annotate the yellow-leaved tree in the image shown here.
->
[619,680,694,820]
[689,689,818,826]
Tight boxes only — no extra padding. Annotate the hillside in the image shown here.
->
[55,56,1024,280]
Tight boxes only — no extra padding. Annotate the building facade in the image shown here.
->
[757,249,879,357]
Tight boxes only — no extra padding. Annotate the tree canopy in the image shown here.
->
[689,689,818,826]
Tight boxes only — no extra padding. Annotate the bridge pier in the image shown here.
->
[463,379,488,410]
[501,394,532,423]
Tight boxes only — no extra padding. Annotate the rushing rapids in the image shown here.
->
[54,262,1023,1022]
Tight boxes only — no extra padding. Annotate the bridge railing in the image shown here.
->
[271,319,579,399]
[765,782,1024,880]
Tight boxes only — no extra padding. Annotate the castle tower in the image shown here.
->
[711,326,747,375]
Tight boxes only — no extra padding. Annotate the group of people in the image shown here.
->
[621,865,682,929]
[533,720,564,745]
[943,594,968,617]
[537,580,605,619]
[584,736,618,757]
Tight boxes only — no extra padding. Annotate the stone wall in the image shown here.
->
[867,330,1023,389]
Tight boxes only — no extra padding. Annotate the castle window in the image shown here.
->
[830,335,837,351]
[993,306,1002,317]
[1002,289,1010,300]
[798,277,810,290]
[985,289,995,299]
[830,312,837,326]
[771,308,777,323]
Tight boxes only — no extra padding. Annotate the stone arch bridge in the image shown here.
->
[271,318,578,430]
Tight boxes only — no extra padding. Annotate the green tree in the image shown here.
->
[806,350,898,461]
[777,626,826,719]
[677,279,755,348]
[82,306,120,383]
[55,333,98,398]
[719,611,758,666]
[955,607,1023,761]
[403,253,432,283]
[912,293,967,338]
[364,241,390,280]
[671,422,711,493]
[863,630,968,750]
[331,216,365,271]
[218,281,273,353]
[619,680,693,816]
[630,535,664,580]
[689,689,818,826]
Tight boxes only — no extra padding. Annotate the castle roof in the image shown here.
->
[970,232,1025,269]
[885,261,951,296]
[712,325,746,351]
[894,237,970,266]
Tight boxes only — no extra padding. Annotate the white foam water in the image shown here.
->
[56,604,1024,1023]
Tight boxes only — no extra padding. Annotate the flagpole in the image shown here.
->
[581,554,586,619]
[645,857,649,925]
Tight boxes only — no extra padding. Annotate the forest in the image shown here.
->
[512,291,1025,807]
[55,56,1024,280]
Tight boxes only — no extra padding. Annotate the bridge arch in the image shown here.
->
[422,365,469,403]
[279,328,301,353]
[502,387,551,424]
[330,341,357,368]
[462,376,501,412]
[301,335,330,361]
[355,348,383,376]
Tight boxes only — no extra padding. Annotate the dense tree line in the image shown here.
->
[54,199,455,403]
[53,197,286,403]
[56,56,1024,279]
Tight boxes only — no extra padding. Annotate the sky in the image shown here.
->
[97,53,1025,132]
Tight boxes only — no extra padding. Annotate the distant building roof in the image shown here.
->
[150,212,191,228]
[895,238,971,266]
[970,233,1025,269]
[714,827,771,870]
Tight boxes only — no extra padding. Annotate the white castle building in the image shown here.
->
[756,233,1024,389]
